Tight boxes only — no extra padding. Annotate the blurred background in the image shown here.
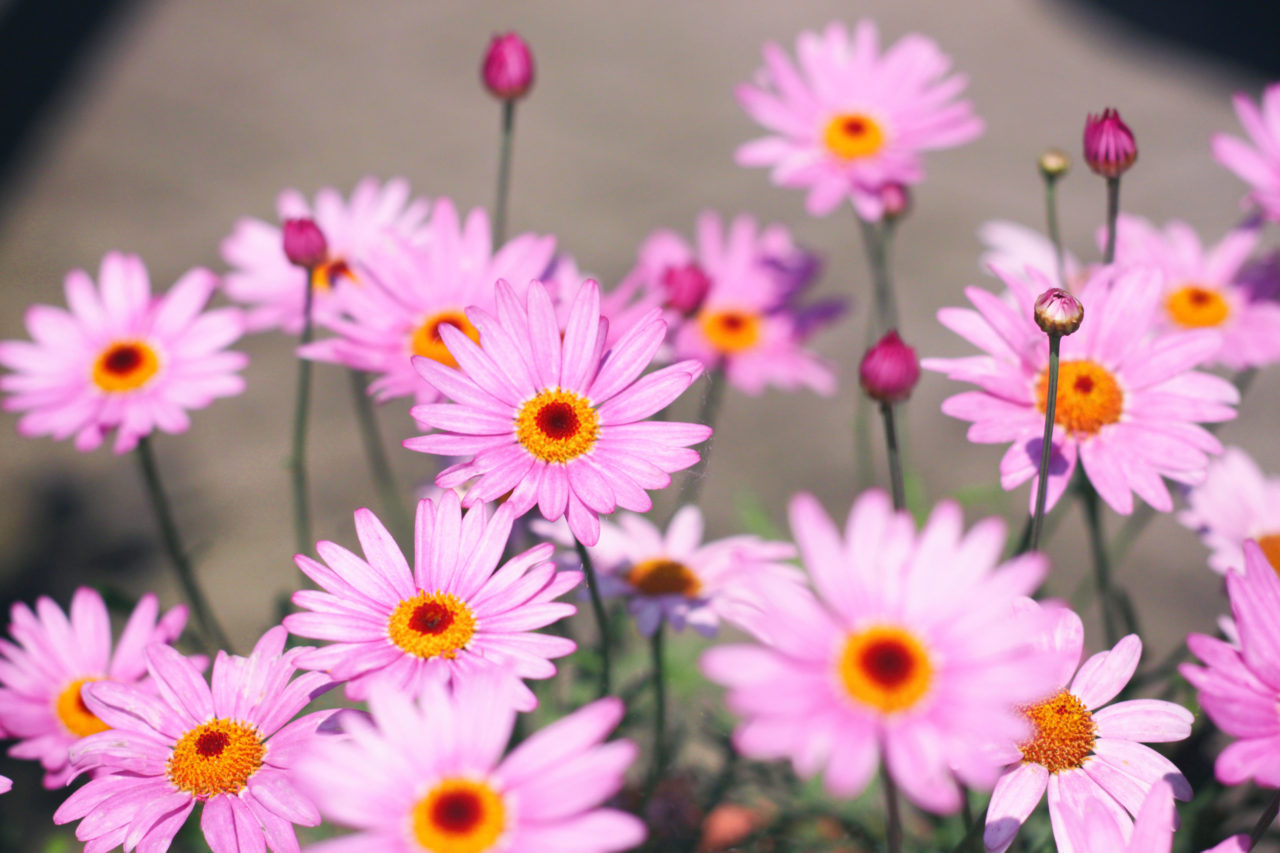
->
[1,0,1279,845]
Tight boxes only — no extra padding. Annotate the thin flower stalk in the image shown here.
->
[348,368,410,542]
[289,266,316,554]
[576,537,613,698]
[1103,176,1121,263]
[1029,333,1061,551]
[673,364,726,511]
[493,99,516,246]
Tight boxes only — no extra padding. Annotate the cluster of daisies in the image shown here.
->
[2,15,1280,853]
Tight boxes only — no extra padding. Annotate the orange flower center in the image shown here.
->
[1166,284,1229,328]
[54,676,110,737]
[91,340,160,393]
[515,388,600,464]
[387,591,477,660]
[1036,359,1123,436]
[838,625,934,714]
[166,718,266,798]
[411,778,506,853]
[1256,533,1280,576]
[626,558,702,598]
[309,257,356,292]
[699,308,762,355]
[410,309,481,369]
[1019,690,1096,773]
[823,112,886,160]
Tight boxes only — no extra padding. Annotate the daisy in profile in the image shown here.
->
[1213,83,1280,222]
[736,20,983,220]
[925,265,1238,514]
[221,176,431,333]
[406,278,712,546]
[0,588,188,788]
[702,490,1055,813]
[1177,446,1280,575]
[55,627,332,853]
[298,674,645,853]
[984,603,1192,853]
[1112,214,1280,369]
[0,252,247,454]
[301,198,556,403]
[284,492,580,710]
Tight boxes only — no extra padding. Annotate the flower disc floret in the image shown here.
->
[54,677,109,737]
[823,112,886,160]
[91,340,160,392]
[627,558,702,598]
[1018,690,1096,773]
[412,778,506,853]
[699,308,763,355]
[1035,360,1123,436]
[167,718,266,798]
[1166,285,1230,328]
[388,591,477,660]
[515,388,600,464]
[412,310,481,368]
[839,625,934,714]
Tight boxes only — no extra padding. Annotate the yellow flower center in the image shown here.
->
[1166,284,1229,328]
[514,388,600,464]
[699,308,762,355]
[823,112,886,160]
[54,676,110,738]
[1036,359,1124,436]
[387,591,477,660]
[411,778,506,853]
[626,558,702,598]
[1256,533,1280,576]
[410,310,481,369]
[309,257,356,292]
[91,340,160,393]
[837,625,934,715]
[1019,690,1097,773]
[166,718,266,798]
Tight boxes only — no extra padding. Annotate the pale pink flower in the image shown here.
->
[542,253,663,348]
[1213,83,1280,221]
[702,491,1055,814]
[406,278,712,546]
[284,492,579,710]
[736,20,983,220]
[221,176,431,333]
[1177,446,1280,576]
[979,220,1087,292]
[0,588,188,788]
[925,265,1238,515]
[984,605,1193,853]
[0,252,247,454]
[1058,780,1245,853]
[298,675,645,853]
[55,627,332,853]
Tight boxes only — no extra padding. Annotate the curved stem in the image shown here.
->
[574,538,612,697]
[879,401,906,511]
[1249,788,1280,848]
[1028,334,1061,553]
[672,366,726,513]
[288,277,316,555]
[1079,478,1119,647]
[1102,176,1121,264]
[493,100,516,247]
[1043,176,1067,288]
[858,215,898,337]
[348,370,410,543]
[649,625,667,785]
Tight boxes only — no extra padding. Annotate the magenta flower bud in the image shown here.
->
[879,182,911,221]
[482,32,535,101]
[282,218,328,269]
[1034,287,1084,336]
[859,330,920,403]
[660,263,712,314]
[1083,108,1137,178]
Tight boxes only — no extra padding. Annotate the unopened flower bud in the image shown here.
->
[879,183,911,221]
[1034,288,1084,336]
[660,263,712,314]
[1038,149,1070,180]
[282,218,328,269]
[1083,108,1137,178]
[859,330,920,403]
[481,32,535,101]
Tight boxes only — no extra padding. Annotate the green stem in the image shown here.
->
[1043,176,1067,288]
[881,763,903,853]
[1079,478,1119,647]
[348,369,411,543]
[135,437,233,652]
[288,276,316,555]
[1249,788,1280,848]
[574,538,612,697]
[858,215,898,337]
[493,100,516,247]
[672,366,726,512]
[1103,176,1121,264]
[649,625,667,786]
[1028,334,1061,553]
[879,401,906,511]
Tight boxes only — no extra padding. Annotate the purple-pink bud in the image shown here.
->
[482,32,535,101]
[1033,288,1084,336]
[660,263,712,314]
[1083,108,1137,178]
[859,330,920,404]
[879,183,911,221]
[282,218,328,269]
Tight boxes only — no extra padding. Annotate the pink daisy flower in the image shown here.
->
[984,604,1193,853]
[543,253,663,348]
[297,675,645,853]
[0,775,9,795]
[301,198,556,404]
[701,490,1055,814]
[736,20,983,220]
[283,492,580,710]
[1177,446,1280,576]
[978,220,1087,291]
[1058,779,1246,853]
[54,626,333,853]
[221,176,431,333]
[1213,83,1280,222]
[0,588,188,788]
[924,265,1238,515]
[406,278,712,546]
[0,252,247,454]
[1112,214,1280,369]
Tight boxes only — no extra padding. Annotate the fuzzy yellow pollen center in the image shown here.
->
[54,676,110,737]
[411,310,481,369]
[166,718,266,798]
[838,625,934,714]
[699,308,762,355]
[309,257,356,292]
[515,388,600,464]
[823,112,886,160]
[1019,690,1097,773]
[1166,284,1229,328]
[627,558,702,598]
[411,778,506,853]
[1036,359,1123,436]
[388,591,477,660]
[92,340,160,393]
[1256,533,1280,576]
